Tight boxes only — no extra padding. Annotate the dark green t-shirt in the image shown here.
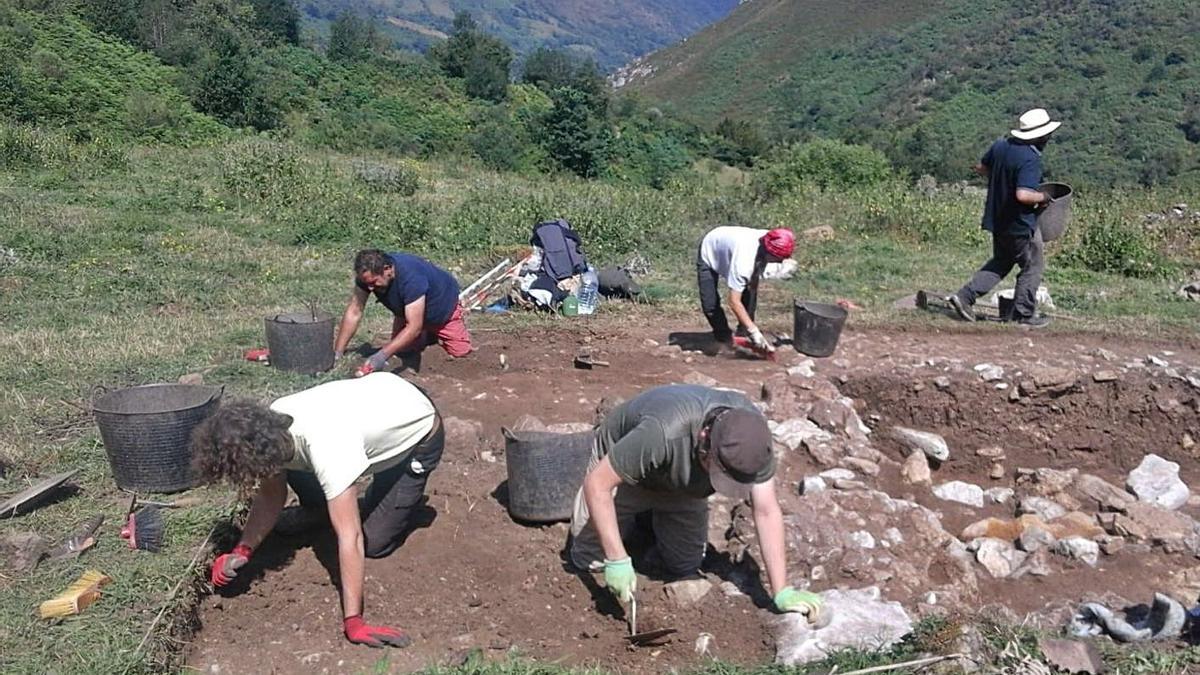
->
[596,384,775,498]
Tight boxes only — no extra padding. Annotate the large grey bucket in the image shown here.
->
[793,301,848,358]
[265,312,334,374]
[503,428,593,523]
[1037,182,1073,242]
[94,383,222,492]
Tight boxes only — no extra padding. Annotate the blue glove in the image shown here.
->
[356,350,389,376]
[603,557,636,604]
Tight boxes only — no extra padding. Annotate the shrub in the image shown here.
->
[220,137,306,204]
[1062,217,1173,278]
[351,159,420,195]
[755,139,894,198]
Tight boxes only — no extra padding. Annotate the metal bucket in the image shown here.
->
[265,311,334,374]
[503,428,593,523]
[1037,182,1073,242]
[94,384,222,492]
[793,301,848,358]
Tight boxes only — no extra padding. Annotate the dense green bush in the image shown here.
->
[0,122,127,172]
[1062,215,1174,278]
[219,137,307,204]
[755,139,894,198]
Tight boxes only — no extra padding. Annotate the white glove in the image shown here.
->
[748,328,775,353]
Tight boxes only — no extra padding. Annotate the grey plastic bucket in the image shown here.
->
[1037,182,1073,242]
[94,383,222,492]
[503,428,593,523]
[265,311,334,373]
[793,301,848,358]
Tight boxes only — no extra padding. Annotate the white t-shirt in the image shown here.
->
[273,373,437,500]
[699,226,767,292]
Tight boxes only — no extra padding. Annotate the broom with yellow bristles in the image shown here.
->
[38,570,112,619]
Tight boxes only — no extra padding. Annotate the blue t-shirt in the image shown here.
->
[356,253,460,325]
[980,137,1043,236]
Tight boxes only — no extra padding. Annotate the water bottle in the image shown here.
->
[577,267,599,315]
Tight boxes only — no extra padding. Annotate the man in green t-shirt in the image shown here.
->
[568,384,824,623]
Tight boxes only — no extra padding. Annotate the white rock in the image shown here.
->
[772,418,834,452]
[819,468,857,482]
[664,578,713,607]
[1127,454,1190,510]
[975,364,1005,382]
[974,538,1027,578]
[984,487,1015,504]
[773,586,913,666]
[848,531,876,549]
[1053,537,1100,566]
[1017,496,1067,521]
[800,476,827,495]
[892,427,950,462]
[933,481,985,508]
[901,451,931,486]
[788,360,816,378]
[1147,355,1169,368]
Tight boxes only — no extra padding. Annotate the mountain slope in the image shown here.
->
[621,0,1200,187]
[301,0,738,69]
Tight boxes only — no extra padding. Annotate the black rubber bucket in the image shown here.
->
[93,384,222,492]
[1037,182,1073,242]
[503,428,593,523]
[265,311,334,374]
[793,300,848,358]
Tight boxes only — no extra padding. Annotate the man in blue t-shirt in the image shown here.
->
[334,249,472,374]
[947,108,1061,328]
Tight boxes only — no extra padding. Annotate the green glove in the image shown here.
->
[603,557,637,604]
[774,586,828,626]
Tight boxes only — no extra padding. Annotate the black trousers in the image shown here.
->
[287,416,444,558]
[696,249,757,341]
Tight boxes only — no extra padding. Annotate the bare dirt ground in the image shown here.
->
[188,310,1200,674]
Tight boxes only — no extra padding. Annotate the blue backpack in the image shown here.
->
[531,219,587,281]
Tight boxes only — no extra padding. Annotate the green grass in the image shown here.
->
[0,132,1197,673]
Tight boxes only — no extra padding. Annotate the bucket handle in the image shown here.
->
[501,426,516,441]
[205,385,225,406]
[90,384,110,408]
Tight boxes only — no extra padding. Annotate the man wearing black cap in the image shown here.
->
[568,384,824,622]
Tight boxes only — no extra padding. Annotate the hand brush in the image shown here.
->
[38,570,112,619]
[120,505,164,552]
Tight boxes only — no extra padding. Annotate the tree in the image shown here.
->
[521,47,605,113]
[250,0,300,45]
[539,87,610,178]
[192,31,278,130]
[328,12,379,62]
[429,11,511,102]
[712,117,768,167]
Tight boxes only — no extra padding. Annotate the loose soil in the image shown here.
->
[188,311,1200,674]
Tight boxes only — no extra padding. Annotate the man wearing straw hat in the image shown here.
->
[946,108,1061,328]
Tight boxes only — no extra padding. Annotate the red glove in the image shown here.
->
[344,615,412,648]
[211,543,252,587]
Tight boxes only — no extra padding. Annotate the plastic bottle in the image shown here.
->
[577,267,599,315]
[561,294,579,317]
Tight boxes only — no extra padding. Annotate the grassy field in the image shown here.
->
[0,134,1197,673]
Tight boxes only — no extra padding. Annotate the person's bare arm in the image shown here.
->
[749,479,788,595]
[1016,187,1052,206]
[334,287,370,355]
[237,472,288,549]
[377,296,426,358]
[727,289,757,335]
[327,486,365,619]
[973,163,990,177]
[582,456,627,561]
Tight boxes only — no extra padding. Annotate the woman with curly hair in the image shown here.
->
[190,372,445,648]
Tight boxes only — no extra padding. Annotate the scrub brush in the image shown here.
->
[38,570,112,619]
[120,505,164,552]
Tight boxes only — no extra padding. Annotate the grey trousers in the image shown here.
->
[568,446,709,577]
[955,228,1045,319]
[697,248,757,342]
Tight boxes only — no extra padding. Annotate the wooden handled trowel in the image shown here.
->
[623,593,677,646]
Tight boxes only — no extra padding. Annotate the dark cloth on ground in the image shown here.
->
[356,252,460,325]
[287,416,445,558]
[597,266,642,298]
[980,137,1044,236]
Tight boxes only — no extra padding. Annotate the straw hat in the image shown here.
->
[1011,108,1061,140]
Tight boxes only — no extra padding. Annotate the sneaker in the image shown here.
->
[1016,314,1052,329]
[946,295,975,322]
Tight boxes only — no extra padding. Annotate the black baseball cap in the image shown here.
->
[707,408,775,499]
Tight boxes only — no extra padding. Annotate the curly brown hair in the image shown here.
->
[190,400,295,487]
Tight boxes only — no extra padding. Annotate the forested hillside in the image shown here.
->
[620,0,1200,188]
[298,0,737,70]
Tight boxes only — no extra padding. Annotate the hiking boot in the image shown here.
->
[946,294,975,322]
[1016,314,1052,329]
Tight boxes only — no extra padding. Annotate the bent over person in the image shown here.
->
[696,226,795,352]
[335,249,472,375]
[947,108,1061,328]
[568,384,825,623]
[192,372,445,647]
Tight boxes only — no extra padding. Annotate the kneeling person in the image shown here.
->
[191,372,445,647]
[568,384,823,622]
